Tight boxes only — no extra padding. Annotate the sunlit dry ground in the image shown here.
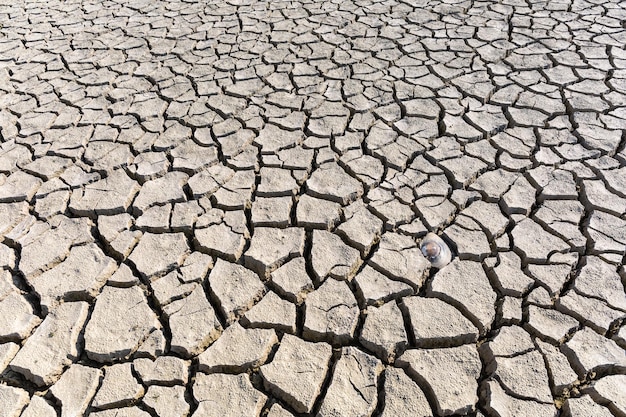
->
[0,0,625,416]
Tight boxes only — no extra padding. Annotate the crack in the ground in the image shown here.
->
[1,0,626,415]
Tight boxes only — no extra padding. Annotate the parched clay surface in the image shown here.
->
[0,0,625,416]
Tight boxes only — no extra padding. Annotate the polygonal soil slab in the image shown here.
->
[317,347,383,417]
[163,284,222,357]
[29,243,116,313]
[128,232,189,280]
[397,345,481,415]
[84,285,161,362]
[198,322,278,374]
[243,227,305,278]
[9,301,89,386]
[69,169,140,217]
[303,278,359,344]
[260,334,332,414]
[208,259,266,324]
[193,373,266,417]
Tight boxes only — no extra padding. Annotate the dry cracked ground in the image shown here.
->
[0,0,625,416]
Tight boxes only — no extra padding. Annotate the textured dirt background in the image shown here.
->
[0,0,625,416]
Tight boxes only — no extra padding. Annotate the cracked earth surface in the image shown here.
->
[0,0,625,415]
